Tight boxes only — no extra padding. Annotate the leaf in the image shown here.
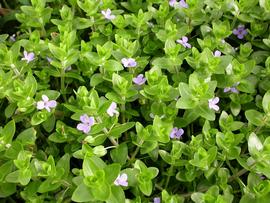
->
[104,163,121,184]
[0,183,16,198]
[56,154,70,178]
[107,186,125,203]
[38,177,61,193]
[4,103,17,118]
[197,105,216,121]
[16,128,37,145]
[48,43,66,61]
[110,143,128,164]
[248,132,263,156]
[83,155,106,177]
[0,161,13,182]
[245,110,265,126]
[109,122,135,138]
[262,90,270,113]
[2,120,16,144]
[42,114,56,133]
[71,183,95,202]
[103,60,124,71]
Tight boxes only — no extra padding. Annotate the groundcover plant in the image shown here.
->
[0,0,270,202]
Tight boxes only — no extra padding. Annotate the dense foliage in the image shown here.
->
[0,0,270,202]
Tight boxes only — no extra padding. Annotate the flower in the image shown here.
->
[22,51,35,63]
[37,95,57,112]
[170,127,184,139]
[224,82,240,93]
[153,197,161,203]
[65,66,72,71]
[233,25,248,39]
[208,97,219,111]
[169,0,177,7]
[101,9,115,20]
[133,74,146,85]
[76,114,95,134]
[214,50,221,57]
[46,57,53,63]
[179,0,188,8]
[176,36,191,48]
[107,102,119,117]
[10,34,16,42]
[114,173,128,186]
[121,58,137,68]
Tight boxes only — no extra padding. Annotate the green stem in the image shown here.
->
[130,146,140,161]
[60,68,67,101]
[165,165,174,189]
[226,160,246,193]
[155,183,164,191]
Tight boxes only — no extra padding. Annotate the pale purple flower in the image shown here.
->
[176,36,191,48]
[233,25,248,39]
[22,51,35,63]
[133,74,146,85]
[76,114,95,134]
[208,97,220,111]
[170,127,184,139]
[153,197,161,203]
[101,9,115,20]
[179,0,188,8]
[224,82,240,93]
[121,58,137,68]
[46,57,53,63]
[114,173,128,186]
[65,66,72,71]
[10,34,16,42]
[107,102,119,117]
[214,50,221,57]
[36,95,57,112]
[169,0,177,7]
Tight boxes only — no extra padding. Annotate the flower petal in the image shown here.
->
[37,101,45,110]
[77,123,90,134]
[80,114,89,123]
[47,100,57,108]
[42,95,49,102]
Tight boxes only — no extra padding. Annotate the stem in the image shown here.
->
[130,146,140,161]
[11,64,20,77]
[96,117,118,145]
[3,0,10,9]
[155,183,164,191]
[226,160,246,193]
[165,165,174,189]
[60,68,67,101]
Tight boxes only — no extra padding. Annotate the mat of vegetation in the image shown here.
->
[0,0,270,202]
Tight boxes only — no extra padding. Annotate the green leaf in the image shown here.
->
[245,110,265,126]
[198,105,216,121]
[71,183,95,202]
[262,90,270,113]
[16,128,37,145]
[107,186,125,203]
[110,143,128,164]
[248,132,263,156]
[104,163,121,184]
[109,122,135,138]
[48,43,66,61]
[42,114,56,133]
[0,161,14,182]
[38,177,61,193]
[0,183,16,198]
[83,155,106,176]
[2,120,16,144]
[103,60,124,71]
